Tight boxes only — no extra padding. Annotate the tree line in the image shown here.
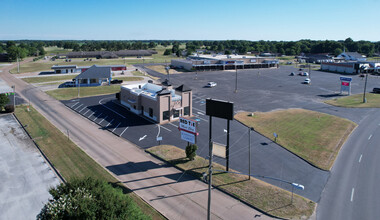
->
[1,38,379,61]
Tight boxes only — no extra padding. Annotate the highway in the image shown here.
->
[317,108,380,219]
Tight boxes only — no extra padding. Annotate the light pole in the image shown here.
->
[234,65,238,93]
[248,127,254,180]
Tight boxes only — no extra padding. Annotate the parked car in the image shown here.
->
[286,61,293,65]
[111,79,123,84]
[304,78,311,84]
[290,72,295,76]
[373,88,380,93]
[298,72,309,76]
[206,82,217,87]
[62,81,75,87]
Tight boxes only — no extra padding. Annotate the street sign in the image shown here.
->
[156,136,162,141]
[273,132,278,138]
[340,76,352,95]
[179,117,197,134]
[180,130,195,144]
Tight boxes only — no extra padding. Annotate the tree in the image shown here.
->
[37,178,149,220]
[334,48,343,56]
[0,94,10,111]
[185,144,198,160]
[148,42,156,49]
[7,46,28,61]
[163,49,171,55]
[225,50,231,55]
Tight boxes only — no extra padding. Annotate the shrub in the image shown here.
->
[4,105,14,113]
[185,144,198,160]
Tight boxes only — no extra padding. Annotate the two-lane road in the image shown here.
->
[318,108,380,219]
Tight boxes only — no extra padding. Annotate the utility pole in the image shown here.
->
[309,63,311,79]
[17,57,20,73]
[248,127,252,180]
[207,116,213,220]
[363,73,368,103]
[11,85,15,110]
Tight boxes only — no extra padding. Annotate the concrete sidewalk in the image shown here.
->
[0,62,271,219]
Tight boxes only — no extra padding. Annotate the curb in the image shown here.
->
[145,149,283,220]
[12,113,66,183]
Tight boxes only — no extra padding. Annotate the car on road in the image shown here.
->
[373,87,380,93]
[111,79,123,84]
[304,78,311,84]
[298,72,309,76]
[206,82,217,87]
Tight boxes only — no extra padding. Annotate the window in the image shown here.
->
[163,111,170,120]
[149,108,153,117]
[173,109,180,118]
[184,106,190,116]
[90,78,97,83]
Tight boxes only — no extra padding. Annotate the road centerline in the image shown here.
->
[350,188,355,202]
[359,154,362,163]
[368,134,372,140]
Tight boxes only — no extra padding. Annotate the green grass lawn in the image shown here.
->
[235,109,357,170]
[113,76,144,81]
[44,46,72,55]
[46,85,121,100]
[325,93,380,108]
[147,145,315,219]
[11,48,178,74]
[22,75,76,83]
[14,105,163,220]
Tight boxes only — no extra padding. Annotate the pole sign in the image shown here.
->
[340,76,352,95]
[180,130,195,144]
[179,117,197,134]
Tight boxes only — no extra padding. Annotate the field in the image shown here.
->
[147,145,315,219]
[46,85,121,100]
[325,93,380,108]
[235,109,357,170]
[11,45,182,74]
[14,105,164,219]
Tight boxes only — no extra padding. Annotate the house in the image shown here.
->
[337,52,366,61]
[64,50,157,59]
[74,65,112,87]
[118,82,192,124]
[51,64,126,74]
[304,54,334,64]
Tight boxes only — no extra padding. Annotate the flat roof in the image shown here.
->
[191,54,257,60]
[0,78,13,94]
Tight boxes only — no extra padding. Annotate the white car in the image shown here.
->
[304,78,311,84]
[206,82,217,87]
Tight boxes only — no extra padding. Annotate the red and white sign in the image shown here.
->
[342,81,350,86]
[179,117,197,135]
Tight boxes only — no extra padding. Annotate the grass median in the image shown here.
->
[14,105,164,220]
[147,145,315,219]
[325,93,380,108]
[46,85,121,100]
[22,75,76,83]
[235,109,357,170]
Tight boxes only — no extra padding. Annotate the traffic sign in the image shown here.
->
[180,130,195,144]
[179,117,197,133]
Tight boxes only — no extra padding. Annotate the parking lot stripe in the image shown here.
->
[99,116,107,124]
[168,122,178,128]
[71,102,79,108]
[93,113,102,121]
[106,119,114,127]
[193,107,205,113]
[79,106,87,113]
[74,104,83,111]
[119,127,129,136]
[88,111,95,119]
[160,126,172,132]
[83,109,90,116]
[112,122,121,132]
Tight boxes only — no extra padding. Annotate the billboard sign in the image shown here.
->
[206,99,234,120]
[180,130,195,144]
[340,76,352,82]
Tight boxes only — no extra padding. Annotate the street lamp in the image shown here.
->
[234,65,238,93]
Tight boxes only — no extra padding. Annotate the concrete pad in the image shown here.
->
[0,114,60,220]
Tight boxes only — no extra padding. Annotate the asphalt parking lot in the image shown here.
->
[63,88,329,202]
[62,65,380,202]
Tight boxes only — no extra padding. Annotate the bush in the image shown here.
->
[185,144,198,160]
[37,177,150,220]
[4,105,14,113]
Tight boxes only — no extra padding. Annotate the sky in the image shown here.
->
[1,0,379,41]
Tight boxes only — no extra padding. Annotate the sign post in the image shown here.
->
[205,99,234,220]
